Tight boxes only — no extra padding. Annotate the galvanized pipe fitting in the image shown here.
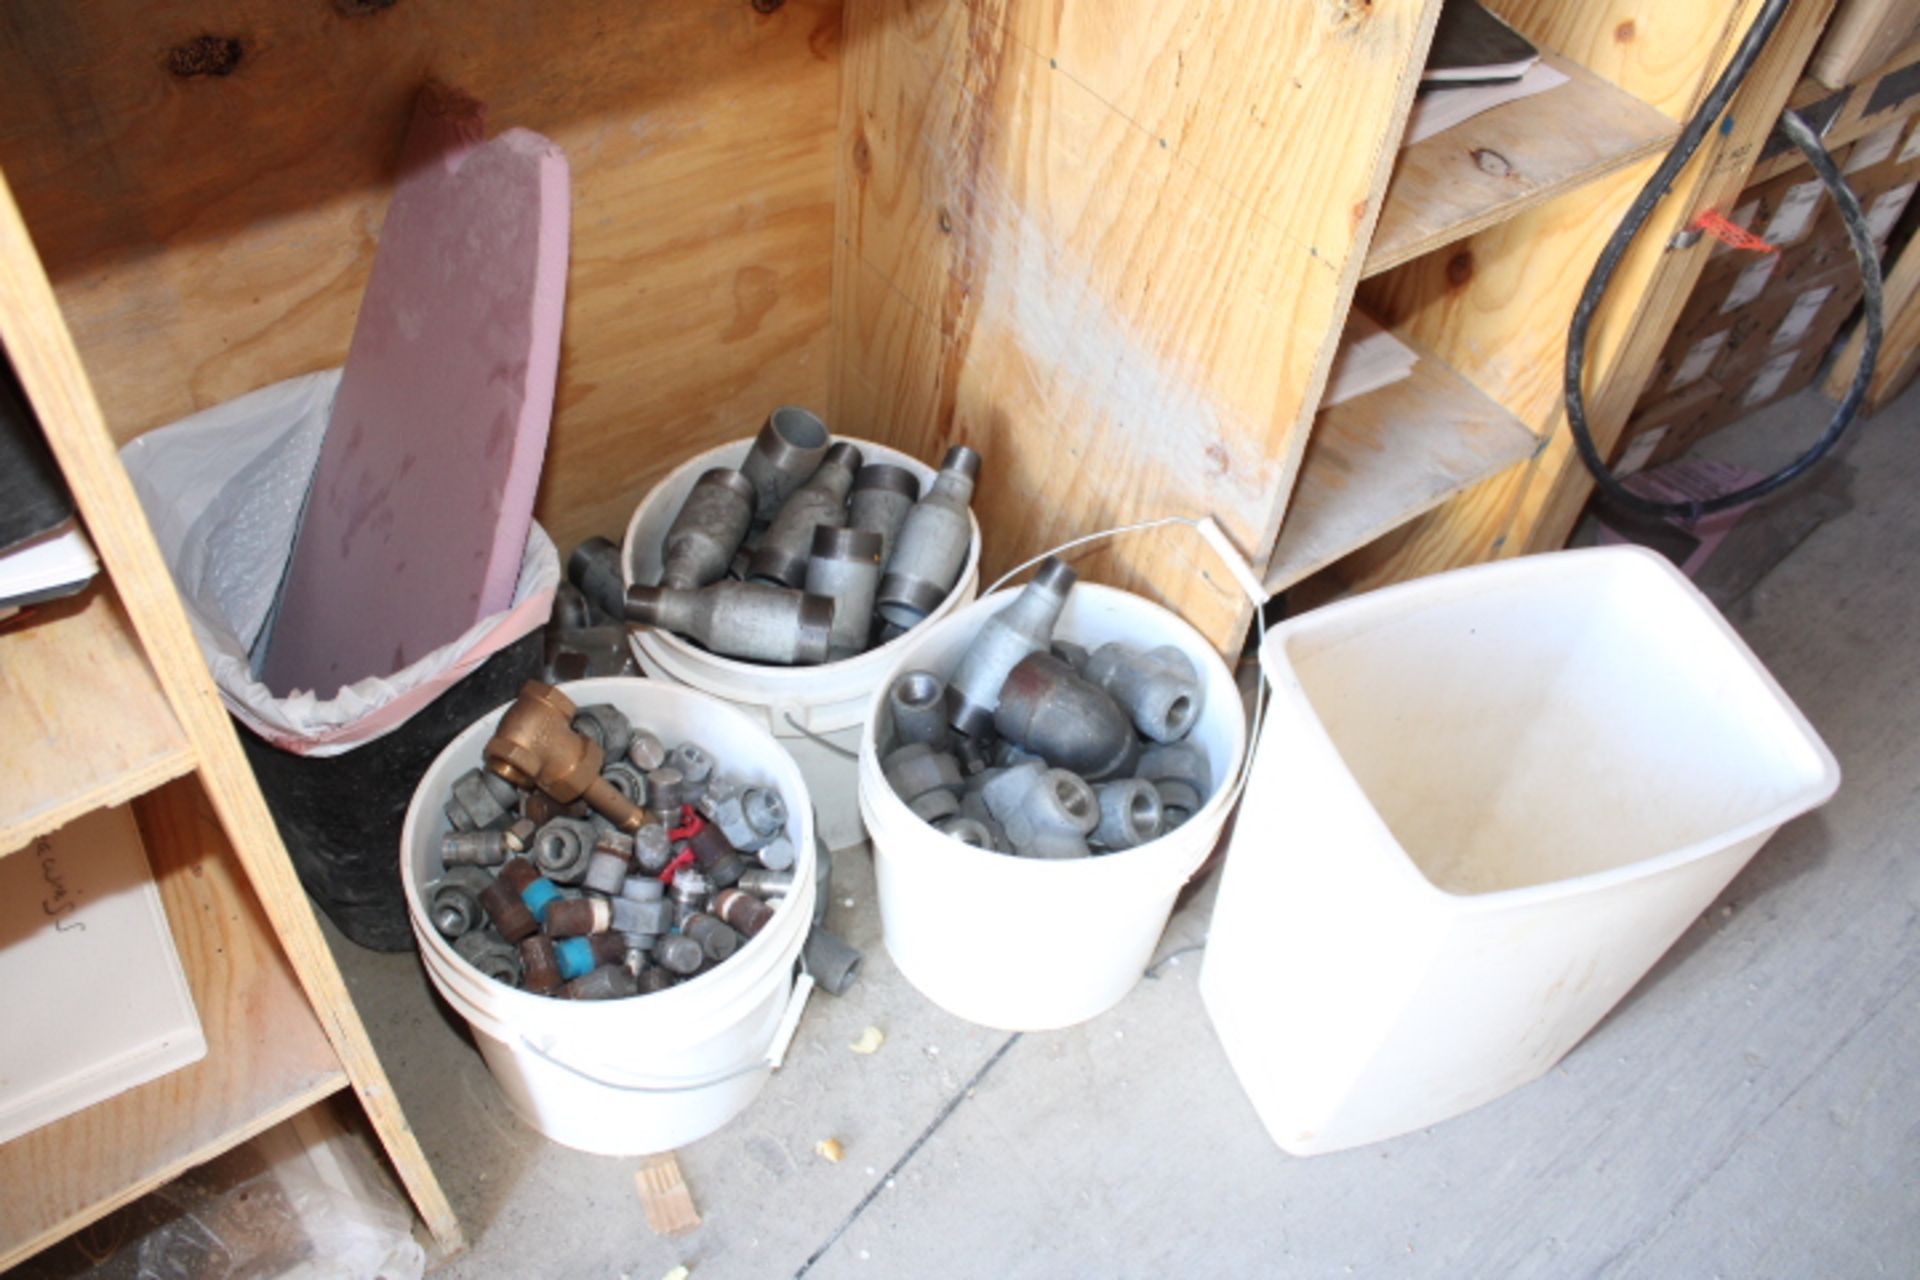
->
[750,441,864,588]
[582,846,632,897]
[669,868,712,923]
[700,782,788,851]
[654,932,707,976]
[619,875,664,902]
[571,702,634,761]
[646,766,687,824]
[888,670,953,751]
[947,556,1076,737]
[1084,643,1204,744]
[711,887,777,937]
[454,929,521,984]
[626,730,668,772]
[1136,741,1212,828]
[848,463,921,568]
[439,819,531,868]
[683,912,742,962]
[806,525,885,658]
[740,406,832,522]
[427,865,494,938]
[598,761,649,809]
[624,581,834,666]
[531,816,597,885]
[883,743,965,823]
[613,896,675,936]
[567,536,630,623]
[982,762,1100,859]
[666,742,715,786]
[1092,778,1164,850]
[661,467,755,590]
[877,445,980,627]
[756,835,796,871]
[445,766,522,832]
[562,966,640,1000]
[993,652,1140,781]
[737,866,795,898]
[633,823,674,875]
[935,816,999,849]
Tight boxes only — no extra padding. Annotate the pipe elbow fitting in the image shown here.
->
[982,762,1099,859]
[1136,741,1214,829]
[1084,643,1205,744]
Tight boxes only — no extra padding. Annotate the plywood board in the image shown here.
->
[0,779,347,1273]
[0,582,194,856]
[1266,335,1539,594]
[833,0,1441,651]
[1366,53,1676,277]
[0,0,844,559]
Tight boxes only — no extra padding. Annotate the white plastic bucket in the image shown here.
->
[400,677,817,1156]
[859,583,1248,1031]
[623,438,982,852]
[1199,546,1841,1156]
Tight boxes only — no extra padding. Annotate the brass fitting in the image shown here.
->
[484,681,652,833]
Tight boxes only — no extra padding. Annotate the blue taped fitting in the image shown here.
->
[521,877,563,923]
[554,935,596,980]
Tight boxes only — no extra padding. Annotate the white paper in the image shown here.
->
[1616,428,1667,476]
[1403,62,1571,147]
[1761,179,1825,246]
[0,520,97,605]
[1669,329,1730,391]
[1866,182,1917,245]
[1772,285,1835,349]
[1846,119,1906,172]
[1721,255,1780,313]
[1744,349,1801,407]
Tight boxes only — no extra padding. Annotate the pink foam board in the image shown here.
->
[261,84,568,697]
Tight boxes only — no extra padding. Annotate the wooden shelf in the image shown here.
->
[0,581,196,857]
[1265,335,1539,595]
[1363,53,1677,279]
[0,778,349,1272]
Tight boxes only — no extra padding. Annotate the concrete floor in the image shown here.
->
[331,385,1920,1279]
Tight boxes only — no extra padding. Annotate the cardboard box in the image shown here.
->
[1618,377,1732,473]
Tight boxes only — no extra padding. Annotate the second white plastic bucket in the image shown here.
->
[860,584,1247,1031]
[401,677,817,1156]
[623,438,981,852]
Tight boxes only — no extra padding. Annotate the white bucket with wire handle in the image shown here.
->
[401,677,816,1156]
[623,438,982,852]
[860,579,1250,1031]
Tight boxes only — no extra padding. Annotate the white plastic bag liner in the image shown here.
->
[121,369,558,756]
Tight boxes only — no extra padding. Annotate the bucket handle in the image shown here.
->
[516,972,816,1095]
[983,514,1270,807]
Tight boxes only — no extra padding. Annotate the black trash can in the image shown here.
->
[238,630,545,951]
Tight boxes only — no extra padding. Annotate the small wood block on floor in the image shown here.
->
[636,1154,701,1237]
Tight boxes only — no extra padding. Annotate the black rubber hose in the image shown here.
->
[1565,0,1885,521]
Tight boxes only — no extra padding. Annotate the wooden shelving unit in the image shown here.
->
[0,582,195,854]
[1363,53,1678,278]
[0,169,462,1268]
[1265,329,1539,595]
[0,778,349,1270]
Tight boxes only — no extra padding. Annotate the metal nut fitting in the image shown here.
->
[571,702,635,760]
[454,929,521,985]
[882,743,966,820]
[665,742,715,786]
[620,875,665,902]
[756,835,797,871]
[445,766,522,833]
[646,766,686,824]
[888,670,953,751]
[1084,643,1204,744]
[633,823,674,875]
[426,865,494,938]
[1091,778,1164,850]
[669,868,711,919]
[700,781,788,851]
[530,816,597,885]
[982,762,1099,859]
[599,760,649,809]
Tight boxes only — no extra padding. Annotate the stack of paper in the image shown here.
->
[1405,1,1569,148]
[1,357,96,621]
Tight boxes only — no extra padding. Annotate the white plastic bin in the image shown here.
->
[860,584,1248,1031]
[1200,546,1840,1155]
[623,438,981,852]
[400,677,816,1156]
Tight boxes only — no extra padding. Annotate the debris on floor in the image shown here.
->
[635,1155,701,1238]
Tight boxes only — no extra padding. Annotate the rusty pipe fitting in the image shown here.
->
[478,858,547,942]
[544,895,613,939]
[993,652,1140,781]
[485,681,651,832]
[519,935,564,994]
[711,887,777,937]
[662,467,755,590]
[740,406,832,521]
